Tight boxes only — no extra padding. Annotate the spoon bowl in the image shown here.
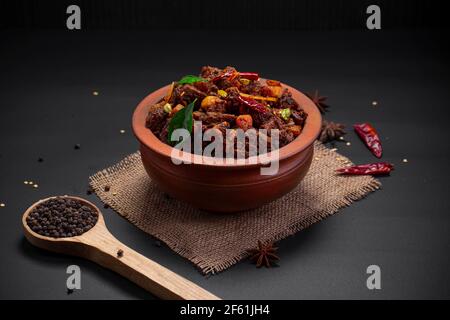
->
[22,195,220,300]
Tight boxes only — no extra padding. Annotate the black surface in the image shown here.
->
[1,27,450,299]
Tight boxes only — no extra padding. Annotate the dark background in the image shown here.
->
[1,0,448,30]
[1,0,450,300]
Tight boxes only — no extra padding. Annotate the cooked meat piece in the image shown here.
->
[194,81,218,94]
[279,88,300,110]
[211,121,230,136]
[173,84,207,106]
[259,114,284,132]
[224,86,242,114]
[239,81,263,95]
[158,118,170,143]
[145,101,168,135]
[279,128,295,147]
[200,66,222,80]
[291,109,308,126]
[206,102,227,113]
[193,111,236,125]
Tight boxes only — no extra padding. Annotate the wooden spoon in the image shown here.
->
[22,196,220,300]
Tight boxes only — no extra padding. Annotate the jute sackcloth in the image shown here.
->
[89,142,381,274]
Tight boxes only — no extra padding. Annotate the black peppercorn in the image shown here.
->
[26,197,98,238]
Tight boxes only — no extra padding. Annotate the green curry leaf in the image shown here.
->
[167,99,196,146]
[178,75,207,85]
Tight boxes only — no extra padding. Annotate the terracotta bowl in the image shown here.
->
[132,83,321,213]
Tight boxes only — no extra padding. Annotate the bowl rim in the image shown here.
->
[132,82,322,167]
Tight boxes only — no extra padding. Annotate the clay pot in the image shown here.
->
[132,83,321,213]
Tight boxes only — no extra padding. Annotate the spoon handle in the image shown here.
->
[81,226,220,300]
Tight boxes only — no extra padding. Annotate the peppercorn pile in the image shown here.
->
[26,197,98,238]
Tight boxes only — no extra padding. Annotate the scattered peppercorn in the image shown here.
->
[103,203,109,209]
[117,249,124,258]
[26,197,99,238]
[74,144,81,150]
[38,157,44,163]
[86,187,93,195]
[104,185,110,192]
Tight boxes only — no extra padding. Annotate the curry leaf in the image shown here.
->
[178,75,207,85]
[167,99,196,146]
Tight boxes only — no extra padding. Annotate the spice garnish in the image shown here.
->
[217,89,227,98]
[239,92,277,102]
[164,81,175,102]
[336,162,394,176]
[280,108,291,121]
[319,120,346,143]
[306,90,329,114]
[178,75,207,85]
[248,241,279,268]
[353,123,382,158]
[74,144,81,150]
[117,249,124,258]
[238,96,270,114]
[213,71,259,83]
[167,99,196,145]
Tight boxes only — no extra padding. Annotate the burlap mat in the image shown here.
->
[89,142,380,274]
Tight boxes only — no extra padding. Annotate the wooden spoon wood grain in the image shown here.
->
[22,196,220,300]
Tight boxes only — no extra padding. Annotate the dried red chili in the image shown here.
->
[353,123,382,158]
[238,72,259,81]
[238,95,270,114]
[212,71,259,82]
[336,162,394,176]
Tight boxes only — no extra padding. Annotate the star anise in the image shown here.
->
[247,241,279,268]
[306,90,330,113]
[319,120,346,143]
